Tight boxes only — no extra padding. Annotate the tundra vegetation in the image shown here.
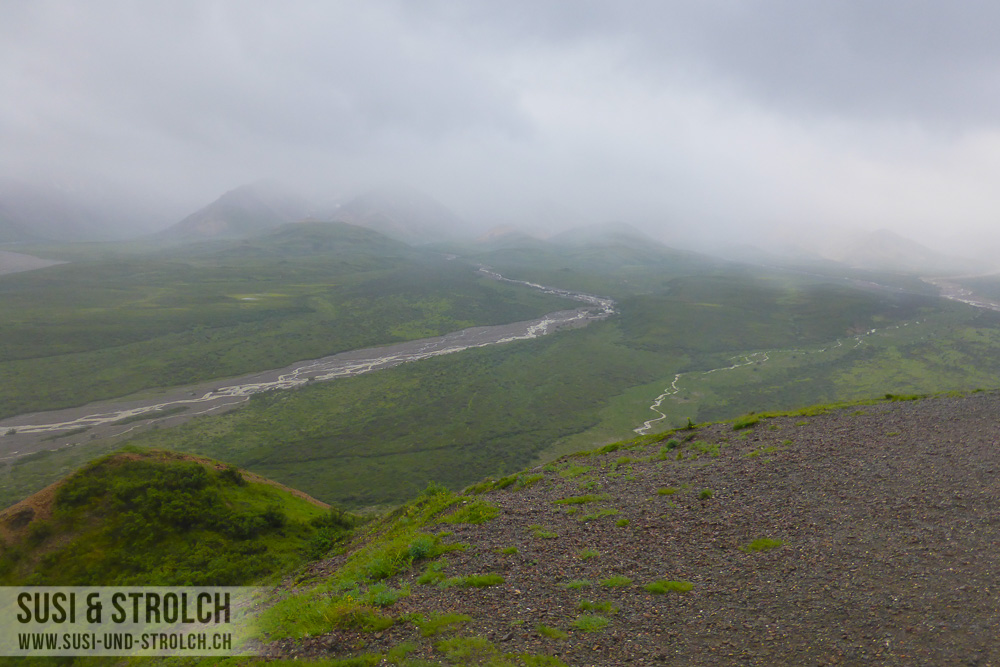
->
[0,450,343,586]
[5,230,1000,515]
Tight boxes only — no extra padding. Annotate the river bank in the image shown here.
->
[0,270,615,462]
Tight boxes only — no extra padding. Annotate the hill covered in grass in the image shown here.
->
[246,390,1000,666]
[0,449,353,586]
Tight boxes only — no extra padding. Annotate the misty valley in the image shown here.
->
[3,183,1000,664]
[11,4,1000,663]
[3,185,1000,511]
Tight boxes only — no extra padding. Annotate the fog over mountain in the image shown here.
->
[4,2,1000,258]
[162,181,313,240]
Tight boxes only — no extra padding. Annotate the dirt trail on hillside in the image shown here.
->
[270,391,1000,666]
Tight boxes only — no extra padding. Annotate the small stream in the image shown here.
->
[633,275,1000,435]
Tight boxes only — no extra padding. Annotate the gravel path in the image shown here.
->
[269,391,1000,666]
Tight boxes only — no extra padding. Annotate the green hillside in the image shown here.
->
[0,449,351,586]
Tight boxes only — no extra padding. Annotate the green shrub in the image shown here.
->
[26,521,54,547]
[218,465,246,486]
[421,481,450,497]
[407,534,436,560]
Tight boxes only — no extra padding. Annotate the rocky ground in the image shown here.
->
[265,391,1000,666]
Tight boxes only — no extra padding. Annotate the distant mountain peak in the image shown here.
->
[162,181,312,239]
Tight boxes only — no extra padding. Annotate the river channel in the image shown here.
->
[0,268,615,462]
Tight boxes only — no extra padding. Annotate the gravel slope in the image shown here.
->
[270,391,1000,666]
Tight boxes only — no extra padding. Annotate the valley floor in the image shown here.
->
[263,391,1000,666]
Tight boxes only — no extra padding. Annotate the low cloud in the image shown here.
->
[3,1,1000,254]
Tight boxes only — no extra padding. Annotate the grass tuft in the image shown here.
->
[577,600,618,613]
[553,494,605,505]
[577,508,619,523]
[439,500,499,525]
[599,575,632,588]
[410,611,472,637]
[572,614,610,632]
[529,524,557,539]
[732,413,760,430]
[440,573,505,588]
[644,579,693,594]
[741,538,785,552]
[536,624,569,640]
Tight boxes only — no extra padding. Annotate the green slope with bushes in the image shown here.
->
[0,449,354,586]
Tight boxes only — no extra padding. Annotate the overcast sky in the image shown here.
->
[3,1,1000,251]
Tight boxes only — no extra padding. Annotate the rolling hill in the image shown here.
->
[0,448,345,586]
